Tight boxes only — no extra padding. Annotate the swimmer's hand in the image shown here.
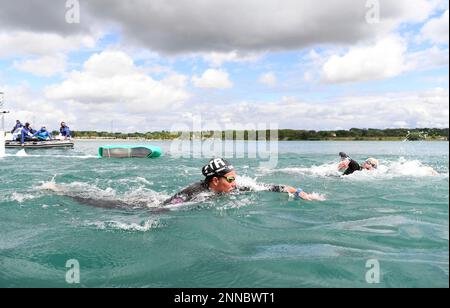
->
[285,187,320,201]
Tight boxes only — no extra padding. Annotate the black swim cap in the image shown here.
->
[339,152,350,160]
[202,158,234,177]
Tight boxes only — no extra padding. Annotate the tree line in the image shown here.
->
[67,128,449,141]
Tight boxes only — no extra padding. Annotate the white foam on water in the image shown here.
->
[236,175,275,192]
[135,177,153,185]
[386,157,440,177]
[235,175,326,202]
[37,178,117,198]
[262,163,341,177]
[122,187,168,208]
[4,152,97,159]
[86,218,162,232]
[260,158,442,180]
[54,154,98,159]
[38,179,126,209]
[285,191,327,202]
[162,196,214,210]
[306,192,327,201]
[16,149,28,157]
[9,192,37,203]
[115,177,154,186]
[36,178,62,193]
[237,175,326,201]
[37,177,170,209]
[217,194,258,211]
[343,159,441,181]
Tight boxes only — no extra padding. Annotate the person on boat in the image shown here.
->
[163,158,323,205]
[11,120,23,134]
[20,123,37,145]
[338,152,379,175]
[33,126,53,141]
[60,122,72,139]
[28,124,37,135]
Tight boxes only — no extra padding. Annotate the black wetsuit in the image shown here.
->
[163,181,287,205]
[343,159,362,175]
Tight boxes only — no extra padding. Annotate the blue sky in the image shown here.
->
[0,0,448,132]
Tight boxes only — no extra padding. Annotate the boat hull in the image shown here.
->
[5,140,74,149]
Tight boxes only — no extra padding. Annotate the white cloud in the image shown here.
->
[201,51,262,67]
[76,0,442,53]
[44,51,190,113]
[258,73,277,86]
[192,69,233,89]
[0,31,95,58]
[14,54,67,77]
[0,0,444,55]
[187,89,449,130]
[320,36,448,84]
[303,72,313,82]
[4,84,447,132]
[406,46,449,71]
[387,0,442,23]
[2,85,77,131]
[322,36,408,83]
[420,10,449,45]
[421,75,449,84]
[161,74,189,89]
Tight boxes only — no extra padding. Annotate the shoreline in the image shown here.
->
[73,137,449,142]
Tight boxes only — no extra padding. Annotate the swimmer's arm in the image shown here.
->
[283,186,316,201]
[162,188,192,205]
[338,160,349,170]
[236,184,286,193]
[264,185,317,201]
[238,185,319,201]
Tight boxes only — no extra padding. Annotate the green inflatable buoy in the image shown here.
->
[98,145,163,158]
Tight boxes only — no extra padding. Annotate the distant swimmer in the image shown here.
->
[163,158,323,205]
[338,152,379,176]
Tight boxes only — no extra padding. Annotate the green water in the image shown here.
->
[0,141,448,287]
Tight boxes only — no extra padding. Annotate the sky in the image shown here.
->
[0,0,448,133]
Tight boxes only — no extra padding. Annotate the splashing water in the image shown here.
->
[36,178,169,209]
[236,175,326,201]
[15,149,28,157]
[9,192,37,203]
[260,163,341,177]
[236,175,275,191]
[261,158,441,179]
[386,157,440,177]
[85,218,162,232]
